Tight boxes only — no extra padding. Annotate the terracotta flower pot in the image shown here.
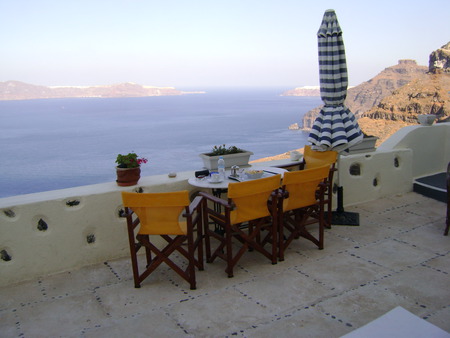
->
[116,167,141,186]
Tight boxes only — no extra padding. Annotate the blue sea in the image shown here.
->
[0,88,321,198]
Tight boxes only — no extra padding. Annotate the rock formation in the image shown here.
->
[294,45,450,145]
[298,59,429,130]
[0,81,202,101]
[429,42,450,74]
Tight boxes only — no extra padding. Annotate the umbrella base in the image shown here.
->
[329,211,360,226]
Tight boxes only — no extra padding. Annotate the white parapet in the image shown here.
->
[0,172,195,287]
[338,149,413,206]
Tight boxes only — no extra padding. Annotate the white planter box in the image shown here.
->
[418,114,436,126]
[199,151,253,170]
[344,137,378,154]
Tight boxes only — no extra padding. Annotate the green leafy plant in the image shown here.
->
[116,152,148,168]
[206,144,244,156]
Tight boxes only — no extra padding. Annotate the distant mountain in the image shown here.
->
[0,81,204,101]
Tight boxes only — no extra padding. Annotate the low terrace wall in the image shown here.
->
[1,123,448,286]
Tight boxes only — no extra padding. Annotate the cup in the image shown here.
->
[290,151,302,161]
[210,172,221,182]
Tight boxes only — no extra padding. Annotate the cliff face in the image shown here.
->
[429,42,450,74]
[296,41,450,145]
[299,59,429,130]
[357,43,450,143]
[0,81,198,100]
[358,73,450,142]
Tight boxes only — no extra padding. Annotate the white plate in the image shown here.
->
[207,178,224,183]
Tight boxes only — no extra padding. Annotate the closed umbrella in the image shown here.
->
[308,9,363,225]
[307,9,363,151]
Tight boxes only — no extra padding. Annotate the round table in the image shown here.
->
[188,166,287,190]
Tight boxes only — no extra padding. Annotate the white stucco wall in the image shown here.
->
[338,149,413,206]
[378,122,450,178]
[0,172,195,287]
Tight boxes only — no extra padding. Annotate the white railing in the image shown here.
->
[1,122,449,287]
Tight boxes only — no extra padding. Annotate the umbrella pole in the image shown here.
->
[331,186,359,226]
[331,157,360,226]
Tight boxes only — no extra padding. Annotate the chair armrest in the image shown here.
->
[184,195,203,216]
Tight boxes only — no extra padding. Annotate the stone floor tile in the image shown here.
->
[315,284,429,328]
[377,266,450,312]
[0,279,45,311]
[329,222,401,246]
[423,252,450,274]
[167,288,276,336]
[425,306,450,333]
[14,293,108,337]
[235,269,332,312]
[0,308,20,337]
[243,306,351,338]
[296,252,391,293]
[396,222,450,255]
[83,309,192,338]
[346,239,438,272]
[40,263,121,299]
[93,281,192,320]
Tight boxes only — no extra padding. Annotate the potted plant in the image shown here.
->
[199,144,253,169]
[115,152,148,186]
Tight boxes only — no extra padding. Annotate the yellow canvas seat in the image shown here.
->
[302,145,338,228]
[121,191,204,289]
[200,174,281,277]
[278,165,329,261]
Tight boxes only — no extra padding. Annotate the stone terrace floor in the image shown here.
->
[1,192,449,337]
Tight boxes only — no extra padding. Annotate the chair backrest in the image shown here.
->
[303,145,338,169]
[121,191,190,235]
[227,174,281,224]
[281,165,330,212]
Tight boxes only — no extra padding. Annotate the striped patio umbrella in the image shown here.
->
[307,9,363,151]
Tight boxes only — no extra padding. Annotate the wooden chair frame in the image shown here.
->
[278,166,329,261]
[123,194,204,290]
[300,146,338,229]
[200,177,279,278]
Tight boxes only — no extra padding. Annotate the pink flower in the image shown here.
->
[137,158,148,165]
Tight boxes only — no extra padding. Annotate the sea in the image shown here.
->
[0,87,322,198]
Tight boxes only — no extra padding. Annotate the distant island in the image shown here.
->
[281,86,320,97]
[0,81,205,101]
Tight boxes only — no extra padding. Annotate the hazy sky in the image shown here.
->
[1,0,449,89]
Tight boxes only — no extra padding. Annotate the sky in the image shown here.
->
[1,0,449,90]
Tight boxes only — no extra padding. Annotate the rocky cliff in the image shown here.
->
[294,42,450,145]
[0,81,202,100]
[298,59,429,130]
[429,42,450,74]
[358,73,450,142]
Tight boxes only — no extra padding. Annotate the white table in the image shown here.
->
[188,166,287,190]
